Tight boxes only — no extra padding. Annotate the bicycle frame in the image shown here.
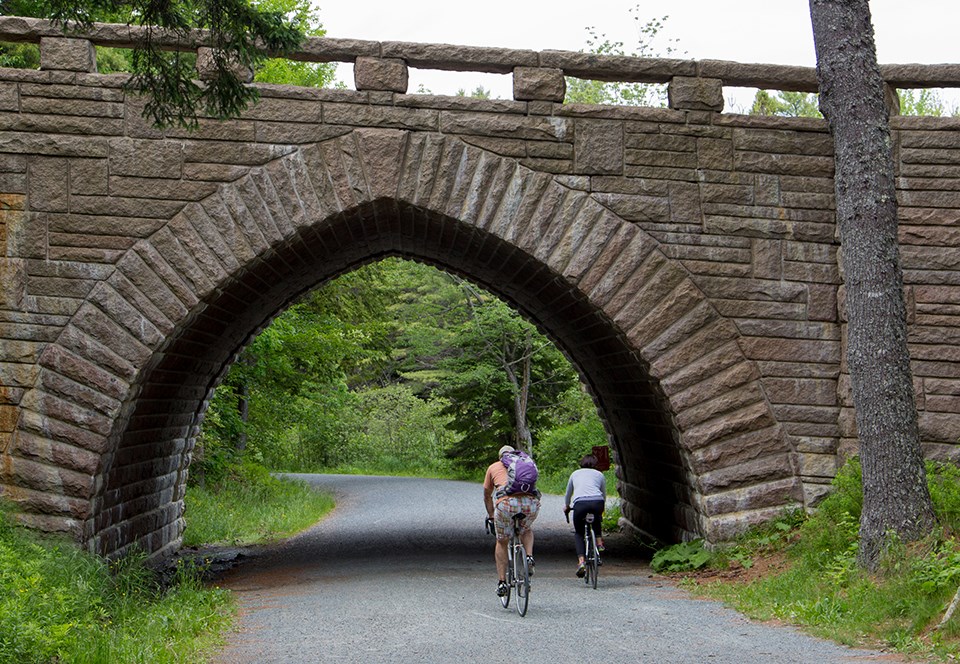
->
[499,514,531,616]
[583,512,600,589]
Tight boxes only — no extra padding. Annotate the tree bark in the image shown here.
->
[236,380,249,452]
[808,0,935,570]
[503,329,534,453]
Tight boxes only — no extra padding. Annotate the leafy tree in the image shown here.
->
[437,281,580,469]
[808,0,936,570]
[251,0,336,88]
[8,0,304,127]
[456,86,492,99]
[565,9,681,106]
[749,89,821,117]
[897,88,958,117]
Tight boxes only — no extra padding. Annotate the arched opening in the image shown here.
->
[90,201,691,557]
[8,130,800,557]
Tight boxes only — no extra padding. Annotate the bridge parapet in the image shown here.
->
[3,16,960,111]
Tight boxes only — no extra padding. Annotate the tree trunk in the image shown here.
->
[236,380,249,452]
[808,0,936,570]
[503,331,534,454]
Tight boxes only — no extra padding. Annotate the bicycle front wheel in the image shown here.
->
[515,544,530,616]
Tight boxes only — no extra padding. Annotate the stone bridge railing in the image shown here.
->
[2,16,960,112]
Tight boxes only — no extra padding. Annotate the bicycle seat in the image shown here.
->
[512,513,527,522]
[585,513,595,523]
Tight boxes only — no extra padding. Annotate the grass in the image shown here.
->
[0,502,232,664]
[1,461,338,663]
[654,458,960,660]
[182,461,335,547]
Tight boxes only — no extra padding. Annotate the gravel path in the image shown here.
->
[210,474,912,663]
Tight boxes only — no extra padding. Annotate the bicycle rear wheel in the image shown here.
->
[514,543,530,616]
[585,531,598,589]
[500,550,512,609]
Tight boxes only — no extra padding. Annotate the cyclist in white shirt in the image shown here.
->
[563,454,606,577]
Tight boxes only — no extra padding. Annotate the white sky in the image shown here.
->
[315,0,960,111]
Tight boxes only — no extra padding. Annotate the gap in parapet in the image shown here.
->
[334,66,513,99]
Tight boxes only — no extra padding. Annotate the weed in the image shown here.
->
[651,539,712,573]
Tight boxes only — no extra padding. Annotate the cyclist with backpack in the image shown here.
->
[483,444,541,598]
[563,454,606,578]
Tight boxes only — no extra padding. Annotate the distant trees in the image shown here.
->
[565,9,681,106]
[196,259,603,479]
[749,90,821,117]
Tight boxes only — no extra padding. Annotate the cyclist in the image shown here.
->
[483,444,540,598]
[563,454,606,577]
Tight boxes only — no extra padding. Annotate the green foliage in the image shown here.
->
[686,458,960,658]
[252,0,336,88]
[898,89,959,117]
[183,461,334,547]
[196,257,603,488]
[17,0,305,128]
[748,90,821,117]
[456,86,492,99]
[535,389,608,474]
[565,9,680,107]
[651,539,712,573]
[437,287,580,470]
[344,384,457,474]
[0,41,39,69]
[0,501,231,663]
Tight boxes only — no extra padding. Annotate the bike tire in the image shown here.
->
[585,530,599,589]
[515,543,530,616]
[500,553,512,609]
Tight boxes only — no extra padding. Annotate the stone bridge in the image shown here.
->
[2,17,960,558]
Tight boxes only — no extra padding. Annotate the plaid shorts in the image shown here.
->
[494,495,540,541]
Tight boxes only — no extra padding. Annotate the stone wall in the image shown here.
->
[1,17,959,557]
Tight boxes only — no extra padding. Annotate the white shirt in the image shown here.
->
[564,468,606,508]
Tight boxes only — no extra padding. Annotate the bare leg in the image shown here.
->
[495,538,508,581]
[520,528,534,557]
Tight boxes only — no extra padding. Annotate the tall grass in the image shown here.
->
[0,502,231,664]
[678,459,960,659]
[183,461,335,547]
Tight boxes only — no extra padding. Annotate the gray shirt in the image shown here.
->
[564,468,606,508]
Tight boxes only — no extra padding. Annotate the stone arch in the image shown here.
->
[7,129,801,557]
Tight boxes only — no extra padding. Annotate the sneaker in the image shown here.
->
[526,556,535,576]
[597,543,605,553]
[576,563,586,578]
[496,581,508,597]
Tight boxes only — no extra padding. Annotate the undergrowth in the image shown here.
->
[652,458,960,660]
[183,461,335,547]
[0,501,231,664]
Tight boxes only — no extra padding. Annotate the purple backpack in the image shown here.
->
[498,450,539,497]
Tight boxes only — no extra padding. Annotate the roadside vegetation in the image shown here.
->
[0,462,334,664]
[182,462,335,547]
[650,458,960,660]
[0,501,231,664]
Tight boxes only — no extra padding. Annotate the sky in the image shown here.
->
[314,0,960,111]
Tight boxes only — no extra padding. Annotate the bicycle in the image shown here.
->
[566,509,601,589]
[486,513,531,616]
